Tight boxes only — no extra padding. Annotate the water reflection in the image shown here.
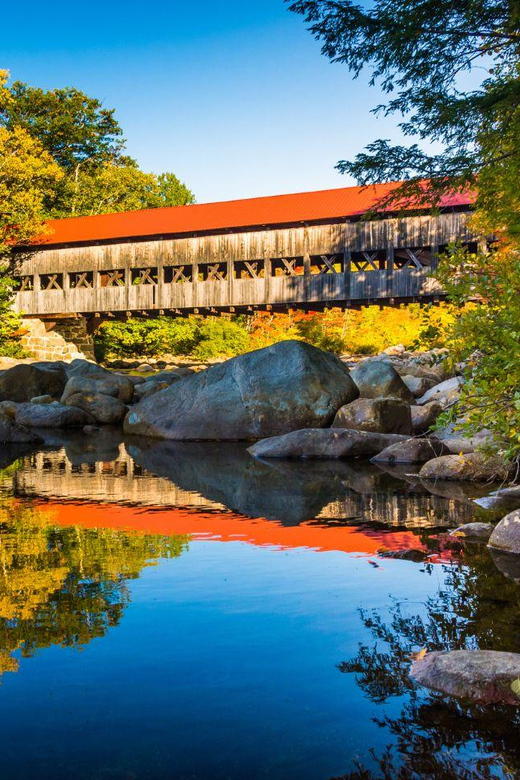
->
[335,544,520,779]
[0,496,188,681]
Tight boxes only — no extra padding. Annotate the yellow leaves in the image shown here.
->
[412,648,428,662]
[511,678,520,698]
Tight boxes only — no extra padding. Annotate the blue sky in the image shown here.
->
[2,0,406,203]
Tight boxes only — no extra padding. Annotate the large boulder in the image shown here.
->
[449,522,494,542]
[332,397,413,435]
[350,361,415,403]
[65,392,127,425]
[401,374,438,398]
[411,650,520,705]
[488,510,520,554]
[0,363,66,403]
[372,437,451,464]
[419,452,510,482]
[13,402,94,429]
[124,341,358,441]
[417,376,464,408]
[248,428,408,460]
[0,409,41,444]
[61,375,122,404]
[411,402,443,435]
[66,360,134,403]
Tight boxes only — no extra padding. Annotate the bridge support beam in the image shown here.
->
[20,316,96,362]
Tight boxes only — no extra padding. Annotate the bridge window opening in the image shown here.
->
[270,257,304,277]
[198,262,228,282]
[164,265,193,284]
[394,247,431,270]
[234,260,265,279]
[100,270,125,287]
[310,254,343,275]
[351,251,386,272]
[41,273,64,291]
[132,267,158,285]
[69,271,94,289]
[16,275,34,291]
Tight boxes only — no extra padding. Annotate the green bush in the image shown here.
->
[192,318,250,360]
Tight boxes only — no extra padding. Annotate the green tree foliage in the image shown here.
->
[288,0,520,207]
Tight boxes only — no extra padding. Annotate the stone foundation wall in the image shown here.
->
[20,318,96,362]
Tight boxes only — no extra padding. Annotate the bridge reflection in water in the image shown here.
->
[0,433,488,557]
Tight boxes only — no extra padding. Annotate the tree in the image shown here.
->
[287,0,520,209]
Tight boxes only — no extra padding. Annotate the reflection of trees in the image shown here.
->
[0,498,189,679]
[334,548,520,780]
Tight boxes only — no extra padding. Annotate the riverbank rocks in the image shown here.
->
[488,510,520,554]
[332,398,413,435]
[417,376,464,408]
[61,375,123,405]
[411,402,443,435]
[248,428,408,460]
[350,361,415,403]
[13,402,94,429]
[449,522,494,542]
[65,391,127,425]
[411,650,520,705]
[124,341,358,440]
[0,363,67,403]
[372,437,451,464]
[401,374,438,398]
[0,409,41,444]
[66,360,134,403]
[419,452,510,482]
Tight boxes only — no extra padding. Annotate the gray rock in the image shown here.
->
[372,437,451,464]
[490,549,520,583]
[441,434,495,454]
[419,452,510,482]
[417,376,465,408]
[134,380,170,400]
[332,397,413,435]
[248,428,408,460]
[449,522,494,541]
[350,360,415,403]
[29,395,54,405]
[411,402,443,434]
[0,410,41,444]
[0,363,67,403]
[411,650,520,705]
[61,375,122,404]
[65,391,127,425]
[401,374,438,398]
[124,340,358,441]
[489,510,520,554]
[14,402,94,429]
[66,360,134,403]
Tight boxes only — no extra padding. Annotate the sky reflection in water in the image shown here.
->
[0,432,519,780]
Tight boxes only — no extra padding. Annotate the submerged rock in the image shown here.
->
[350,360,415,403]
[411,650,520,705]
[0,363,66,403]
[449,522,494,542]
[419,453,510,482]
[0,410,42,444]
[372,437,451,464]
[124,340,358,441]
[248,428,407,460]
[489,510,520,554]
[332,397,413,435]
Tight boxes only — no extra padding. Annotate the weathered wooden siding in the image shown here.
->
[13,212,475,316]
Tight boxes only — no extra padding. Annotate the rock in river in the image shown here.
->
[65,392,127,425]
[0,409,41,444]
[350,360,415,403]
[248,428,407,460]
[419,452,510,482]
[0,363,67,403]
[13,402,94,429]
[372,437,451,464]
[332,397,413,435]
[489,510,520,554]
[411,650,520,705]
[124,340,358,441]
[449,522,494,542]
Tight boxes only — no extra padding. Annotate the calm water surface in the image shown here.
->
[0,430,519,780]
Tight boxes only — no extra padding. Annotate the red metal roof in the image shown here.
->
[35,182,473,247]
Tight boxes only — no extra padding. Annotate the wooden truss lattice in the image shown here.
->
[171,266,191,284]
[395,248,427,271]
[272,257,304,277]
[71,272,93,288]
[240,261,264,279]
[42,274,63,291]
[104,270,125,287]
[351,252,385,272]
[134,268,158,285]
[20,276,33,291]
[311,255,342,275]
[201,263,227,282]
